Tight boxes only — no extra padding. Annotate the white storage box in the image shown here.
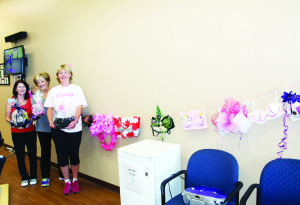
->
[118,139,181,205]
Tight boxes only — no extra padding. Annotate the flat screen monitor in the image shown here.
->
[3,45,25,75]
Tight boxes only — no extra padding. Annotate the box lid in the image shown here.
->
[118,139,180,157]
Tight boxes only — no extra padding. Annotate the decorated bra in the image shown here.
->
[179,110,207,130]
[150,105,175,141]
[248,91,284,124]
[212,98,251,136]
[90,114,117,151]
[114,116,141,139]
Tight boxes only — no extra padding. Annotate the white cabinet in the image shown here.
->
[118,139,181,205]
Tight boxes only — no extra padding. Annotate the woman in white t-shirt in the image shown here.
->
[44,64,87,195]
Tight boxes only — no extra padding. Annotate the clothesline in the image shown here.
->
[83,82,300,119]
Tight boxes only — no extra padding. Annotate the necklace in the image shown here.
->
[17,97,27,106]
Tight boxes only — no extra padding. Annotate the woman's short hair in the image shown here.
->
[56,64,73,83]
[33,72,50,86]
[13,80,30,100]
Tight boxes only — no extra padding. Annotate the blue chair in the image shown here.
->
[240,158,300,205]
[161,149,243,205]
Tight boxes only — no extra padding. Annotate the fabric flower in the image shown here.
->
[281,91,297,103]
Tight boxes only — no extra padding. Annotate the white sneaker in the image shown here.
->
[30,179,37,185]
[21,180,29,187]
[59,177,64,181]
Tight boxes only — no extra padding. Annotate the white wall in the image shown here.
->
[1,0,300,204]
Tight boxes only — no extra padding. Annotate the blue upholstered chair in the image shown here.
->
[240,158,300,205]
[161,149,243,205]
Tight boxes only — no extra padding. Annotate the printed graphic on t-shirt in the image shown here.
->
[53,91,77,118]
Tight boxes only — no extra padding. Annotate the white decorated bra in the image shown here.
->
[248,91,284,124]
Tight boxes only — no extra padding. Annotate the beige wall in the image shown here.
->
[1,0,300,203]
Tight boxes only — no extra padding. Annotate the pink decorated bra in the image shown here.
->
[216,100,251,136]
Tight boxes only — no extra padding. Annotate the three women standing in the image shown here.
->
[4,65,87,195]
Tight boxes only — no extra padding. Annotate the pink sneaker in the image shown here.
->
[72,180,80,194]
[63,182,72,195]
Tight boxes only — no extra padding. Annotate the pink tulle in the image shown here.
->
[216,112,238,135]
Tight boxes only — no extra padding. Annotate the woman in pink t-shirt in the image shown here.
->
[44,64,87,195]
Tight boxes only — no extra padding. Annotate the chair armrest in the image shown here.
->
[161,170,187,205]
[240,183,260,205]
[222,181,243,205]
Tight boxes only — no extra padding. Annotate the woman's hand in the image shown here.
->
[65,105,82,129]
[49,121,56,128]
[65,119,78,129]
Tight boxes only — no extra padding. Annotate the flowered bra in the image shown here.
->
[179,110,207,130]
[248,91,284,124]
[215,99,251,136]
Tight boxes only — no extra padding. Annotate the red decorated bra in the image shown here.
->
[114,116,141,139]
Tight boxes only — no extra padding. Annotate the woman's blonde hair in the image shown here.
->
[33,72,51,86]
[56,64,73,83]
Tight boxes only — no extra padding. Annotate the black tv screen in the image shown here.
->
[3,45,25,75]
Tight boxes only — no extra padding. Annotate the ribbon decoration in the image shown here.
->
[278,91,300,158]
[277,105,289,159]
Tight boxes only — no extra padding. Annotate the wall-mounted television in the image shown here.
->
[3,45,25,75]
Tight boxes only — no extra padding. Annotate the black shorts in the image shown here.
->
[51,128,82,167]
